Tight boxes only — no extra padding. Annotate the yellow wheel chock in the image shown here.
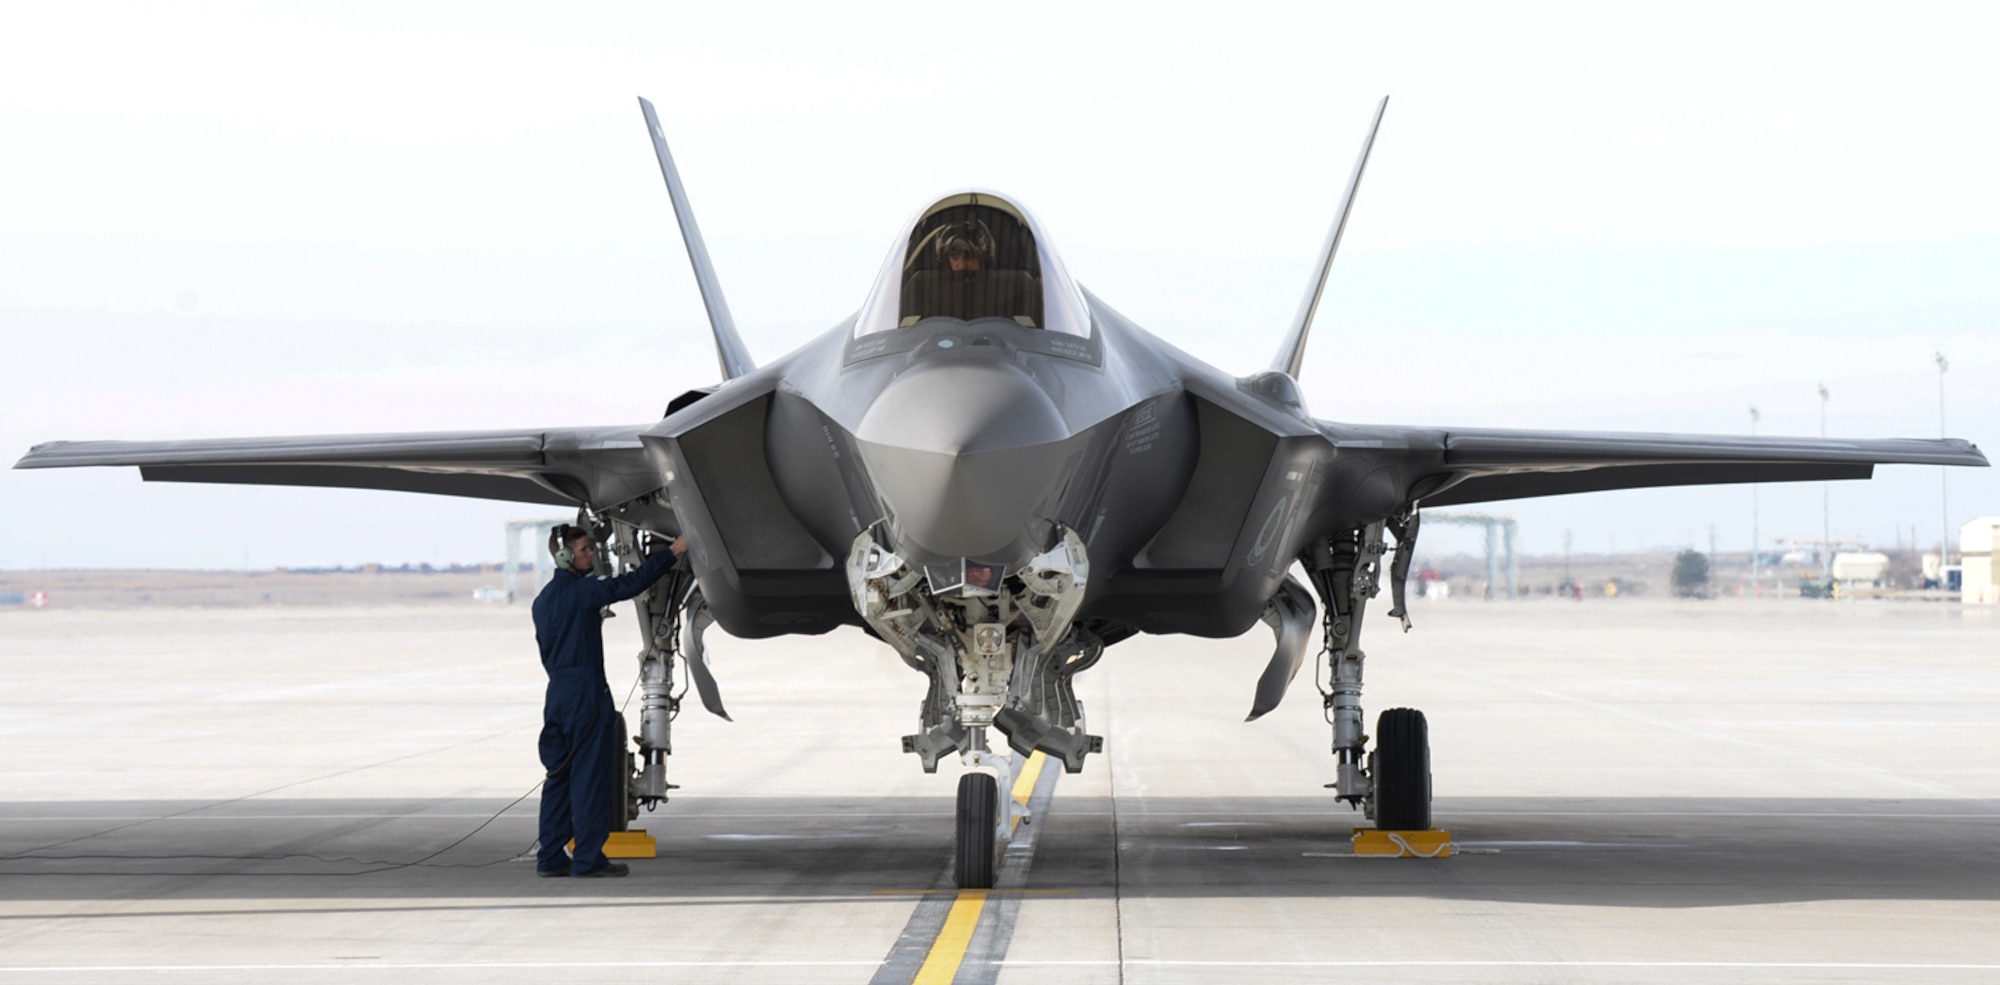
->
[567,830,658,859]
[1352,827,1453,858]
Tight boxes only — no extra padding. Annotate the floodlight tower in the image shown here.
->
[1938,351,1951,576]
[1818,383,1831,576]
[1749,404,1761,595]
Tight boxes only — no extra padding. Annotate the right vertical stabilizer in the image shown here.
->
[638,97,756,381]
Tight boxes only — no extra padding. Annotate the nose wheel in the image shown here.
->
[954,772,1000,889]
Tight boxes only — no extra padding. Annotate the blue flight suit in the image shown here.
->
[532,550,677,875]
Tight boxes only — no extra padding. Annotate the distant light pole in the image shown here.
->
[1749,404,1761,595]
[1938,351,1951,578]
[1818,383,1831,575]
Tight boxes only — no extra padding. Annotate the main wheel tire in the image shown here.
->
[613,748,634,833]
[1373,707,1432,831]
[611,712,633,833]
[954,772,999,889]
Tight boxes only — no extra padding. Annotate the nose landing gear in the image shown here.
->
[955,772,1000,889]
[846,523,1091,890]
[951,737,1028,889]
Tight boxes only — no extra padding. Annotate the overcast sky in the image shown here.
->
[2,1,1995,570]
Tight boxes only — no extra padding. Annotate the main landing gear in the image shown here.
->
[1371,706,1431,830]
[1307,515,1434,832]
[589,511,692,827]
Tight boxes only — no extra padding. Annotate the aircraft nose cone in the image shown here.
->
[854,359,1071,563]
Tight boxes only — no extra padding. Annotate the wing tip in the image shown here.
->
[15,442,73,469]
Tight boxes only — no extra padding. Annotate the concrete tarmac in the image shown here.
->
[2,597,1997,982]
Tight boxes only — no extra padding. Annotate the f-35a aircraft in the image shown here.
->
[19,97,1988,888]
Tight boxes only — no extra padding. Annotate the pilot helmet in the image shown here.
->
[933,220,996,264]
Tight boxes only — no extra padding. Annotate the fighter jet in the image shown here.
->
[17,97,1987,888]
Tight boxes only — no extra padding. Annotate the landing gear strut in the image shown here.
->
[596,513,690,823]
[1307,513,1433,829]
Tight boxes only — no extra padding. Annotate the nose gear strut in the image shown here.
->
[848,522,1100,888]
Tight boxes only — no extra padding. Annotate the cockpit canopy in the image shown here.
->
[855,192,1090,338]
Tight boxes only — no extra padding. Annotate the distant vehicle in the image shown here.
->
[1830,552,1890,586]
[14,97,1989,887]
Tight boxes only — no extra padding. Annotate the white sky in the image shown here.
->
[2,1,1995,569]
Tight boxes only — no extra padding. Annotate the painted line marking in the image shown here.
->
[0,811,955,822]
[1096,809,2000,820]
[872,888,1075,896]
[8,959,2000,973]
[8,807,1991,823]
[914,750,1048,983]
[1447,809,2000,819]
[1305,849,1501,858]
[1010,753,1045,805]
[1007,750,1046,837]
[956,752,1062,985]
[1112,961,2000,969]
[872,751,1061,985]
[0,961,887,972]
[0,815,533,822]
[911,890,986,984]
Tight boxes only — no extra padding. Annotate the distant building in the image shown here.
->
[1964,517,2000,605]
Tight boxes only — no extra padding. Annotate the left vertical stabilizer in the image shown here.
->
[639,97,756,381]
[1271,96,1388,380]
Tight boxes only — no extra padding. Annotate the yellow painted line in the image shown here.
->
[912,890,987,985]
[1008,750,1048,836]
[1012,751,1047,805]
[871,888,1077,896]
[902,753,1054,983]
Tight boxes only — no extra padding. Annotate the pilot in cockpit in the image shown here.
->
[940,222,989,273]
[900,217,1043,327]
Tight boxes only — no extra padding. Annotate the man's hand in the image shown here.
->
[649,535,690,557]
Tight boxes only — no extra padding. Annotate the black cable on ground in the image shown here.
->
[6,604,666,878]
[0,779,544,876]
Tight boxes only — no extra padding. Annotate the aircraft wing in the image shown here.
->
[1376,427,1987,508]
[13,425,666,511]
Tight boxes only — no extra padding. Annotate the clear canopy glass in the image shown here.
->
[855,191,1090,337]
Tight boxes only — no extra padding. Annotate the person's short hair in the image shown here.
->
[549,524,592,560]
